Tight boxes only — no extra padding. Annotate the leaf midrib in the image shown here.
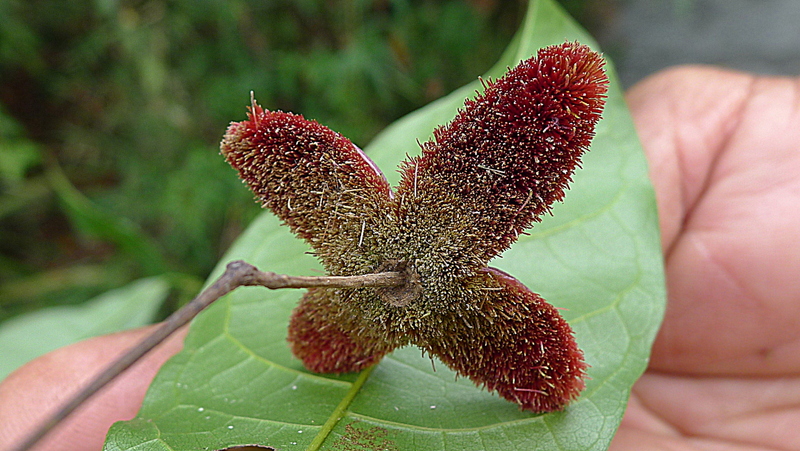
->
[306,365,376,450]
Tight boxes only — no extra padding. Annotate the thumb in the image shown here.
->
[0,325,185,451]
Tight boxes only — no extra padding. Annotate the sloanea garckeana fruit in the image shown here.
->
[220,42,608,412]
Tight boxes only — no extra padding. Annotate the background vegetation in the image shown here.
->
[0,0,607,323]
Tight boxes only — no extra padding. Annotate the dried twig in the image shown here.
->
[12,260,404,451]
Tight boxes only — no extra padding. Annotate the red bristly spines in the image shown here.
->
[220,42,608,413]
[287,288,404,374]
[394,42,608,269]
[420,267,587,412]
[220,105,392,272]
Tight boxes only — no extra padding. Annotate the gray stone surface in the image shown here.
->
[597,0,800,87]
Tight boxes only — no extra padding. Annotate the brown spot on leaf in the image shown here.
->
[331,422,398,451]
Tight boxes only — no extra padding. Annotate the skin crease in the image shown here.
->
[1,66,799,451]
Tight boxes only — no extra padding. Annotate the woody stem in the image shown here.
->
[12,260,404,451]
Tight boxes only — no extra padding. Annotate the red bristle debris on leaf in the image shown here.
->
[220,41,608,413]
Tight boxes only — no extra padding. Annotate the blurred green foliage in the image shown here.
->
[0,0,598,322]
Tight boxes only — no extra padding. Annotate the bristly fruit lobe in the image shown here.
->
[220,106,392,270]
[220,41,609,413]
[394,42,608,270]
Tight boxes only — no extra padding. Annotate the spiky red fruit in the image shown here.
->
[220,41,608,412]
[396,42,608,268]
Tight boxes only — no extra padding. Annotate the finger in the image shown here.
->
[625,65,755,255]
[611,372,800,450]
[220,103,393,273]
[0,325,185,451]
[627,67,800,375]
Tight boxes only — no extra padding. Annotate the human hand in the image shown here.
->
[0,326,185,451]
[611,66,800,449]
[2,66,799,451]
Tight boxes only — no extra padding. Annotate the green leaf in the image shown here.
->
[104,0,666,449]
[0,276,168,380]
